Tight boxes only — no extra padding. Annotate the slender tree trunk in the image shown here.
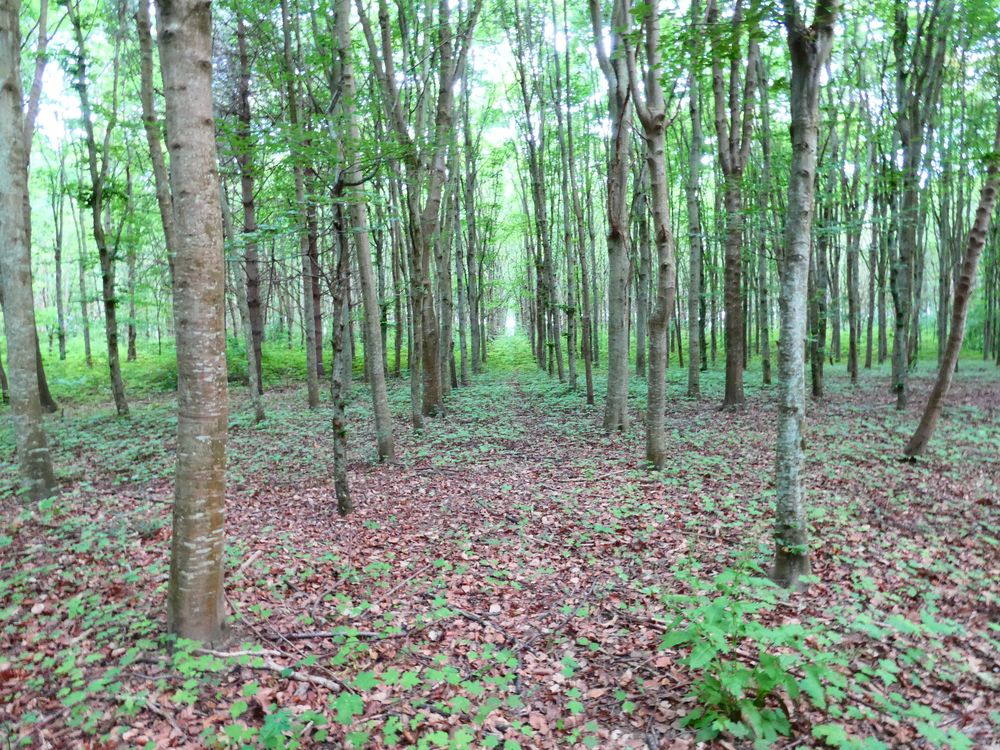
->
[905,109,1000,456]
[707,0,758,409]
[454,198,471,386]
[566,51,595,403]
[135,0,176,285]
[331,203,353,514]
[234,15,264,392]
[74,200,92,367]
[773,0,837,591]
[865,188,880,368]
[158,0,228,642]
[0,349,8,404]
[635,174,651,379]
[335,0,394,460]
[220,186,264,423]
[52,158,67,361]
[590,0,632,432]
[756,57,774,385]
[685,2,704,397]
[71,3,129,416]
[552,24,576,391]
[626,0,677,469]
[281,0,319,409]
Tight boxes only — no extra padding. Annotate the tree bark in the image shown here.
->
[707,0,758,409]
[0,0,56,501]
[590,0,633,432]
[331,202,353,514]
[335,0,394,460]
[135,0,175,285]
[773,0,837,591]
[626,0,678,469]
[158,0,229,643]
[280,0,320,409]
[220,185,264,423]
[234,15,264,393]
[685,2,704,398]
[70,2,129,416]
[905,109,1000,456]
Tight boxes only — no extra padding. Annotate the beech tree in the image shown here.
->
[773,0,837,590]
[627,0,677,470]
[590,0,633,432]
[905,107,1000,457]
[0,0,56,501]
[707,0,758,409]
[158,0,229,642]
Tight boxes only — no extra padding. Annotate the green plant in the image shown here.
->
[661,567,847,745]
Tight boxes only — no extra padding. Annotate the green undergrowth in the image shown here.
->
[1,334,996,748]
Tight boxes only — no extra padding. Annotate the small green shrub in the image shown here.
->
[661,567,847,746]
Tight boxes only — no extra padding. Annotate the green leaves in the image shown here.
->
[331,691,365,724]
[661,566,847,743]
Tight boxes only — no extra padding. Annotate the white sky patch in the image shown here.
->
[36,64,78,147]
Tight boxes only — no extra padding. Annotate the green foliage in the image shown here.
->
[661,566,848,745]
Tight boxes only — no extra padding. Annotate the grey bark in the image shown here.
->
[0,0,56,501]
[158,0,229,642]
[773,0,837,591]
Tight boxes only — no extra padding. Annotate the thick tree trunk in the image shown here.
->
[905,109,1000,456]
[773,0,836,591]
[158,0,229,643]
[0,0,56,500]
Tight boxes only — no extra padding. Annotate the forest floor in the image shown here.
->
[1,338,998,750]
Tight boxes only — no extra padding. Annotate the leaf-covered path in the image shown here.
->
[2,339,998,748]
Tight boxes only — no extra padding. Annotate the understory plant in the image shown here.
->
[660,566,848,746]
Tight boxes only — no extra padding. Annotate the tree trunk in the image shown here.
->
[772,0,836,591]
[335,0,394,460]
[0,0,56,501]
[71,3,129,416]
[331,203,353,514]
[74,199,92,367]
[220,186,264,423]
[234,15,264,393]
[590,0,633,432]
[685,2,704,397]
[135,0,176,285]
[905,109,1000,456]
[627,0,677,469]
[158,0,228,643]
[707,0,758,409]
[280,0,319,409]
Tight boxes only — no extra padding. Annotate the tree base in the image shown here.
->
[771,551,810,592]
